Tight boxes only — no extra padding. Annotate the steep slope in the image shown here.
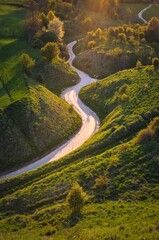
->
[0,66,159,239]
[0,85,81,172]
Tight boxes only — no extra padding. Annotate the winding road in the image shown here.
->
[0,41,100,180]
[138,4,152,24]
[0,4,153,180]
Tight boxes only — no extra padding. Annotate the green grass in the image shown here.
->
[121,3,149,23]
[73,24,153,78]
[0,4,80,171]
[0,38,40,108]
[0,200,159,240]
[0,85,81,172]
[0,66,159,239]
[143,4,159,21]
[0,0,29,6]
[0,5,26,38]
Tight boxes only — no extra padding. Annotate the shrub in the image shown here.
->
[39,31,58,43]
[82,17,93,30]
[48,17,64,41]
[149,116,159,136]
[40,12,49,28]
[135,127,153,144]
[94,175,109,189]
[47,10,56,21]
[118,33,127,42]
[20,53,35,74]
[32,38,44,48]
[41,42,60,62]
[66,183,88,214]
[136,60,142,69]
[152,57,159,71]
[112,47,123,56]
[87,40,96,49]
[146,17,159,43]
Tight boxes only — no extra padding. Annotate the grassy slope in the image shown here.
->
[143,4,159,20]
[0,5,81,171]
[0,85,81,172]
[73,25,153,79]
[0,67,159,239]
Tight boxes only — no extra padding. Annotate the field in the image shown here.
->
[0,66,159,239]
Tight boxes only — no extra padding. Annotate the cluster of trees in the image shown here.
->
[21,42,60,74]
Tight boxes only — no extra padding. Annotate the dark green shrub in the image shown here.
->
[150,116,159,136]
[41,42,60,62]
[135,128,153,144]
[39,31,58,44]
[66,183,88,214]
[32,38,44,48]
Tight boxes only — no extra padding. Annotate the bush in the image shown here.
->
[87,40,96,49]
[136,60,142,69]
[135,127,153,144]
[149,116,159,136]
[94,175,109,189]
[20,53,35,74]
[41,42,60,62]
[39,31,58,43]
[66,183,88,214]
[32,38,44,48]
[152,57,159,71]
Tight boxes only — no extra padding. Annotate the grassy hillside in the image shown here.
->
[0,85,81,173]
[0,4,81,171]
[143,3,159,20]
[0,66,159,239]
[73,24,154,78]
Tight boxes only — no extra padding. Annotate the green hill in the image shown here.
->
[0,66,159,239]
[0,4,80,172]
[0,85,81,172]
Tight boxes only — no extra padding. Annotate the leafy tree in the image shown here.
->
[26,13,41,42]
[66,183,88,214]
[20,53,35,74]
[41,42,60,62]
[136,60,142,69]
[48,17,64,41]
[39,31,58,43]
[40,12,49,29]
[152,57,159,71]
[146,17,159,43]
[47,10,56,21]
[88,40,96,49]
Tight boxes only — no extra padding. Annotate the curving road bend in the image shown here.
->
[138,4,153,24]
[0,41,100,180]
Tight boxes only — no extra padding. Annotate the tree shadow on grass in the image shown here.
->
[65,212,83,228]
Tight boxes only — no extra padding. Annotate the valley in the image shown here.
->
[0,1,159,240]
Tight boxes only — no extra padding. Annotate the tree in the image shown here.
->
[152,57,159,71]
[40,12,49,29]
[66,183,88,214]
[41,42,60,62]
[48,17,64,41]
[47,10,56,21]
[136,60,142,69]
[20,53,35,74]
[146,17,159,43]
